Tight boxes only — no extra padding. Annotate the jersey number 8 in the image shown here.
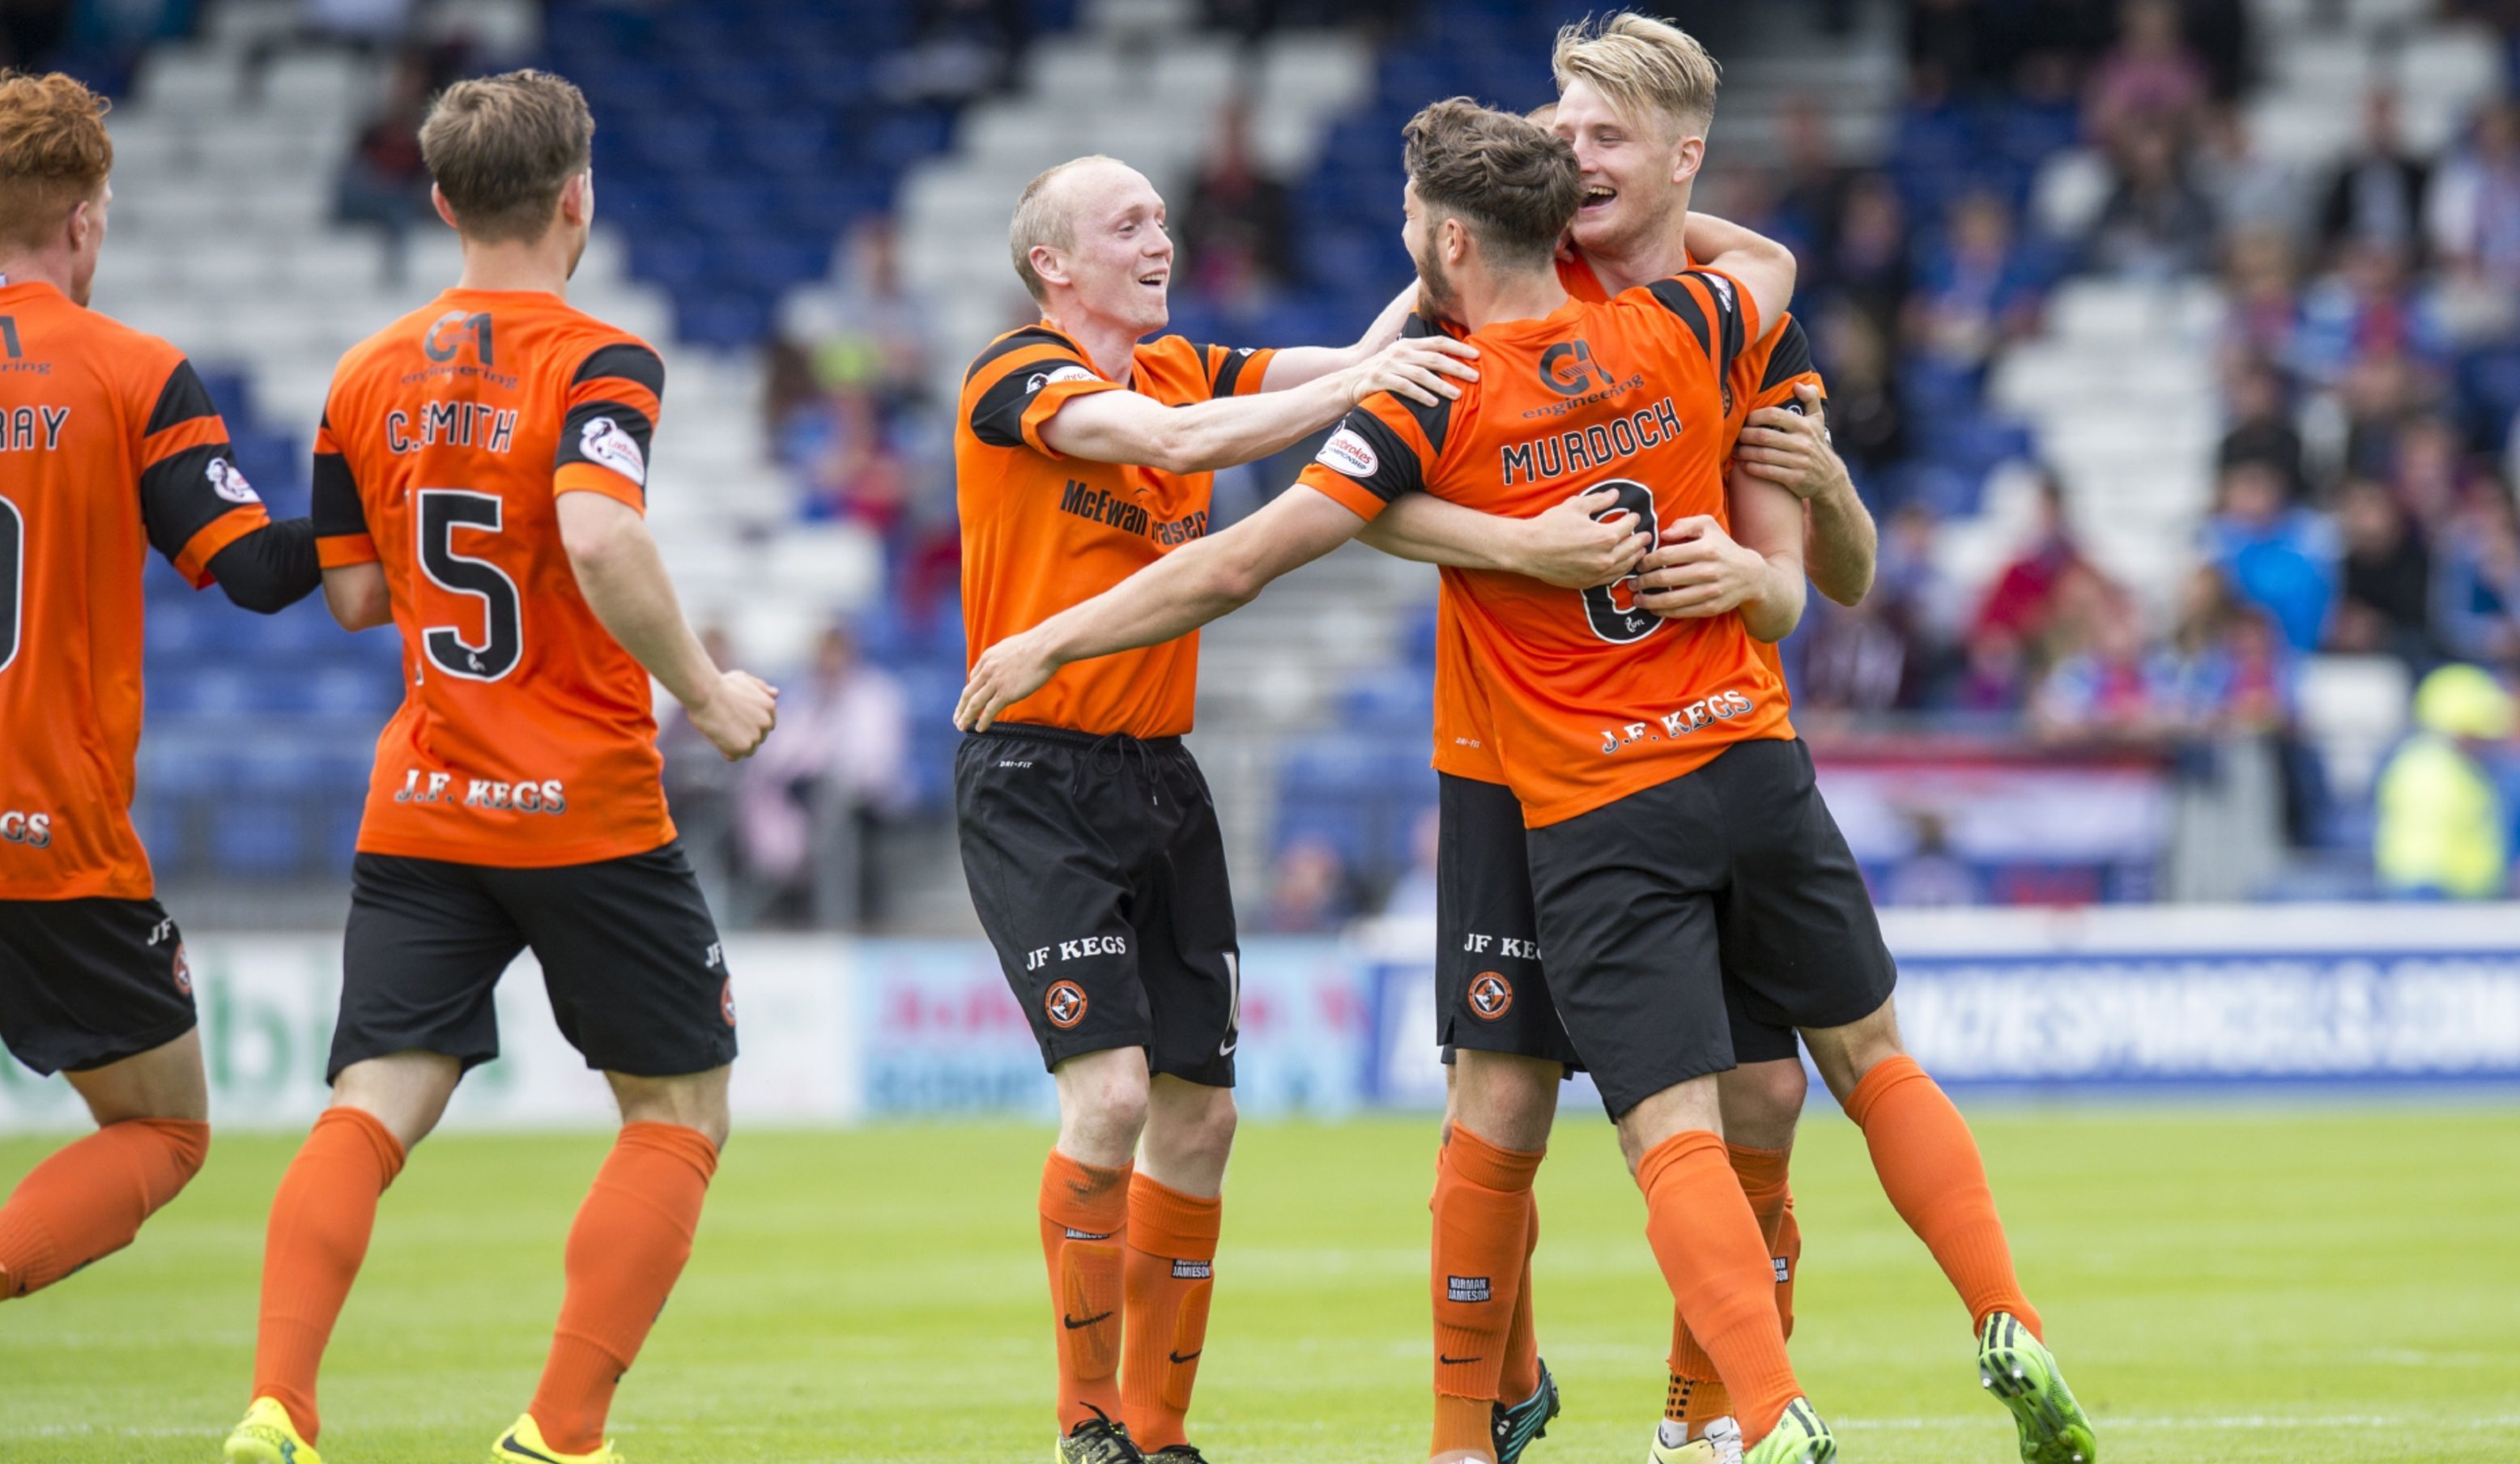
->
[0,493,21,675]
[416,488,522,682]
[1581,479,1663,645]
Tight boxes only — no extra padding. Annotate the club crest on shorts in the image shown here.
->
[170,943,192,996]
[720,975,737,1027]
[1044,980,1089,1029]
[1468,971,1513,1020]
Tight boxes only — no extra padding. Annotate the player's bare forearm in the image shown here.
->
[1360,487,1650,588]
[321,562,390,632]
[555,492,719,709]
[1738,551,1807,642]
[1803,470,1877,606]
[956,487,1368,731]
[1039,339,1475,473]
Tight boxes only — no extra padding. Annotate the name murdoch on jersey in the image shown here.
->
[1500,394,1687,487]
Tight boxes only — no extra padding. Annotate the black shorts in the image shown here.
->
[1436,773,1810,1072]
[330,840,738,1083]
[1524,738,1896,1120]
[0,897,197,1076]
[956,725,1237,1087]
[1436,773,1581,1071]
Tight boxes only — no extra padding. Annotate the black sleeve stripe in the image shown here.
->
[1645,279,1713,356]
[1682,270,1747,377]
[313,451,366,538]
[963,326,1075,385]
[1758,317,1815,394]
[573,342,666,396]
[1209,345,1256,398]
[1402,389,1456,456]
[1334,409,1428,504]
[556,399,655,503]
[138,443,241,561]
[146,359,220,435]
[968,368,1041,449]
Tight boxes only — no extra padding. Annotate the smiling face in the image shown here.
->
[1552,77,1700,261]
[1033,160,1173,335]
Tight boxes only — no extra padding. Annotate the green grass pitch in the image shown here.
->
[5,1104,2517,1462]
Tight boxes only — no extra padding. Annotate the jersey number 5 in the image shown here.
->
[417,489,522,682]
[1581,479,1662,645]
[0,494,21,675]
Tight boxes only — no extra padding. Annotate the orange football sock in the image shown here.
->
[1664,1143,1797,1431]
[1430,1126,1542,1459]
[0,1117,208,1298]
[1845,1054,2040,1339]
[1041,1150,1132,1433]
[1496,1188,1541,1405]
[252,1107,406,1442]
[528,1122,719,1455]
[1636,1130,1801,1444]
[1121,1173,1221,1451]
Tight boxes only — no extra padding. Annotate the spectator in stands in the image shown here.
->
[2318,90,2431,270]
[1882,809,1982,907]
[2031,591,2173,742]
[1908,189,2044,372]
[2204,458,2338,651]
[2392,413,2471,530]
[1181,95,1295,304]
[2375,662,2515,898]
[2337,347,2431,485]
[1379,806,1440,918]
[2330,478,2439,668]
[2431,483,2520,664]
[2218,355,2308,500]
[1815,304,1908,486]
[2161,567,2292,734]
[2088,121,2219,278]
[334,49,436,279]
[1771,92,1852,257]
[2195,107,2302,243]
[2085,0,2209,152]
[1822,174,1913,343]
[1263,836,1357,934]
[791,218,941,414]
[2426,99,2520,343]
[1973,470,2088,648]
[2293,241,2446,389]
[737,624,910,927]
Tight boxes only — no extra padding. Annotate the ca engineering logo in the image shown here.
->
[1045,980,1088,1029]
[423,309,494,364]
[1468,972,1513,1020]
[1539,339,1607,397]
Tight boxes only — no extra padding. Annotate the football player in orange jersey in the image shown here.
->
[223,73,777,1464]
[959,100,1848,1464]
[957,151,1637,1464]
[0,72,324,1304]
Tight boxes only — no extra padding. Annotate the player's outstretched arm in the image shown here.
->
[204,518,321,614]
[321,563,391,631]
[1680,212,1795,344]
[1733,383,1875,606]
[1037,335,1478,475]
[1358,486,1651,589]
[1634,470,1808,642]
[955,486,1368,732]
[555,492,778,760]
[1254,283,1419,389]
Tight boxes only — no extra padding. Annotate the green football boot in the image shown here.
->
[1491,1358,1561,1464]
[1977,1312,2097,1464]
[1741,1398,1834,1464]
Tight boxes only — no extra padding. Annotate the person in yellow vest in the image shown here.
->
[2375,663,2515,898]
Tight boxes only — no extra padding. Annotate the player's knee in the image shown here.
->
[1722,1061,1807,1150]
[1181,1089,1237,1162]
[1061,1058,1151,1153]
[143,1117,211,1186]
[1808,998,1906,1101]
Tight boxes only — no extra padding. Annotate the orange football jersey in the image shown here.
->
[0,279,272,900]
[1300,270,1794,828]
[1429,253,1827,787]
[314,289,673,866]
[956,325,1274,738]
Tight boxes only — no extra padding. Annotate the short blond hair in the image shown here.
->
[1008,155,1118,304]
[0,70,111,252]
[1552,12,1722,138]
[419,70,593,245]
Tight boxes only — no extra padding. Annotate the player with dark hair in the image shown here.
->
[0,70,321,1304]
[224,70,778,1464]
[959,97,1841,1464]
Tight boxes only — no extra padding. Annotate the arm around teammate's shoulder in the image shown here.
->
[556,492,778,760]
[1035,335,1479,475]
[954,485,1369,732]
[1681,213,1796,344]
